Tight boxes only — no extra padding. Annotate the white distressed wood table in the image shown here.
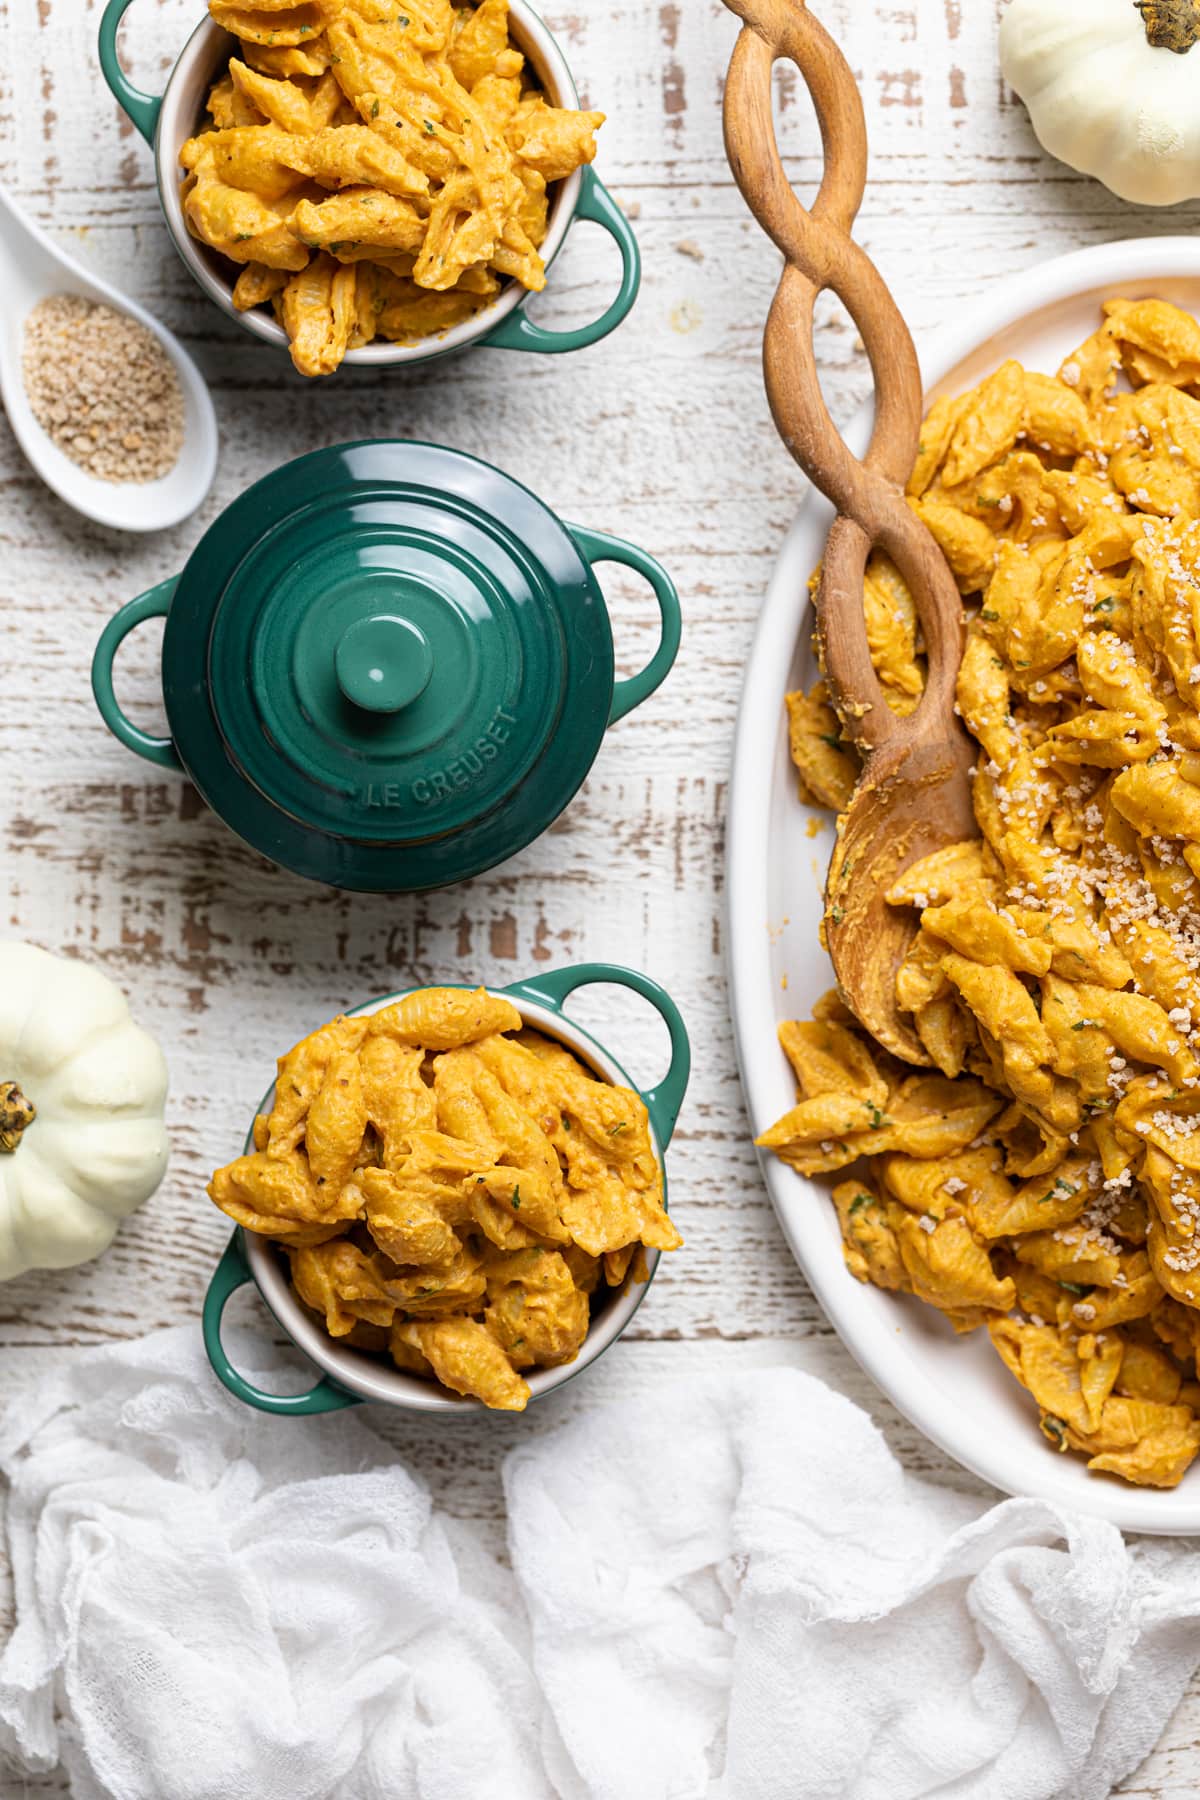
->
[2,1,1200,1793]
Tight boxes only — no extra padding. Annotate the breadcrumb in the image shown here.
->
[22,294,184,485]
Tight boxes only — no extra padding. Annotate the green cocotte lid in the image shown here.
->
[131,441,679,893]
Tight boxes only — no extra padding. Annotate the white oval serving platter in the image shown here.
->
[728,236,1200,1535]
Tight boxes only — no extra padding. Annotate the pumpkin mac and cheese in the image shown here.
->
[768,297,1200,1488]
[209,987,680,1410]
[182,0,605,375]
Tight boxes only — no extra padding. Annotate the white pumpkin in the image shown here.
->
[1000,0,1200,207]
[0,942,169,1281]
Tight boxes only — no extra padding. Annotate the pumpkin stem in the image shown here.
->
[1136,0,1200,51]
[0,1082,36,1153]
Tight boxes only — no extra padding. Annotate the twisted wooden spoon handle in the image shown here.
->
[723,0,963,754]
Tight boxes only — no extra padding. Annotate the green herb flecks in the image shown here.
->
[1041,1414,1069,1452]
[1038,1178,1079,1204]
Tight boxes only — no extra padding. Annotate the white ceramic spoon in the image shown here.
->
[0,185,217,533]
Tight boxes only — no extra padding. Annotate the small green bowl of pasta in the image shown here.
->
[98,0,641,375]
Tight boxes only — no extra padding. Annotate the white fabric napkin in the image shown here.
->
[2,1327,1199,1800]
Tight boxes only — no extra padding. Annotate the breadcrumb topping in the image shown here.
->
[22,294,184,485]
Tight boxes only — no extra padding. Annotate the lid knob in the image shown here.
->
[335,614,435,715]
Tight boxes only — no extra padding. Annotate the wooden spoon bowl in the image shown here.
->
[723,0,977,1065]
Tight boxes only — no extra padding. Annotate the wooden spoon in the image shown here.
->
[723,0,978,1066]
